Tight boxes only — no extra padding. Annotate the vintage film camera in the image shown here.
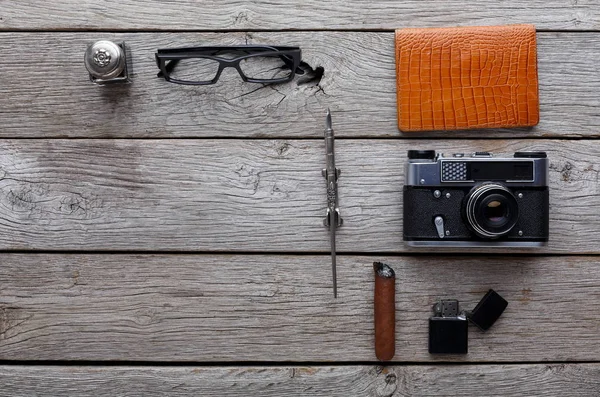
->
[403,150,549,247]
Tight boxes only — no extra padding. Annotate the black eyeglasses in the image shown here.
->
[155,45,302,85]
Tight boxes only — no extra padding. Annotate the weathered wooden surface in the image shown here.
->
[0,1,599,31]
[0,32,598,138]
[1,0,599,392]
[0,139,598,253]
[1,364,599,396]
[1,254,598,362]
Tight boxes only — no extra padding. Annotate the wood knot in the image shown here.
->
[550,161,574,183]
[234,11,249,25]
[376,368,398,397]
[276,142,290,157]
[0,306,31,340]
[234,164,261,195]
[134,308,160,326]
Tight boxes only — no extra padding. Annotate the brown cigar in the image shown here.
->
[373,262,395,361]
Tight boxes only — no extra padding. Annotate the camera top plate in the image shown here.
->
[405,151,548,187]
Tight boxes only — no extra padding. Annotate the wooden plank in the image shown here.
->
[1,364,599,396]
[1,254,599,361]
[0,32,598,138]
[0,1,598,31]
[0,139,599,253]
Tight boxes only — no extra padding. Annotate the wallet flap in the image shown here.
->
[395,24,539,132]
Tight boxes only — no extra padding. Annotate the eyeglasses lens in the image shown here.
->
[238,55,293,80]
[169,58,220,82]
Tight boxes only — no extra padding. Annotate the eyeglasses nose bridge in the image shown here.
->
[215,58,246,79]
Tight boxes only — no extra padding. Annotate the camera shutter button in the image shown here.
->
[434,216,445,239]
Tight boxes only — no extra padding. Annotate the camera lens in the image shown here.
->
[463,183,519,238]
[484,200,505,222]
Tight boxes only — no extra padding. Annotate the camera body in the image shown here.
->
[403,150,549,247]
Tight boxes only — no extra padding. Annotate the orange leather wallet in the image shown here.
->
[395,24,539,131]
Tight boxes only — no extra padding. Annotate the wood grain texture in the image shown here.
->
[1,254,599,362]
[1,364,599,396]
[1,0,598,391]
[0,1,598,31]
[0,139,598,253]
[0,32,598,138]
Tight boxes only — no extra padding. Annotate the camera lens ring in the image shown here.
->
[463,183,519,239]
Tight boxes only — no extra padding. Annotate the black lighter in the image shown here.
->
[429,289,508,354]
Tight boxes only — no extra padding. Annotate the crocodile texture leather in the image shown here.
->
[395,25,539,131]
